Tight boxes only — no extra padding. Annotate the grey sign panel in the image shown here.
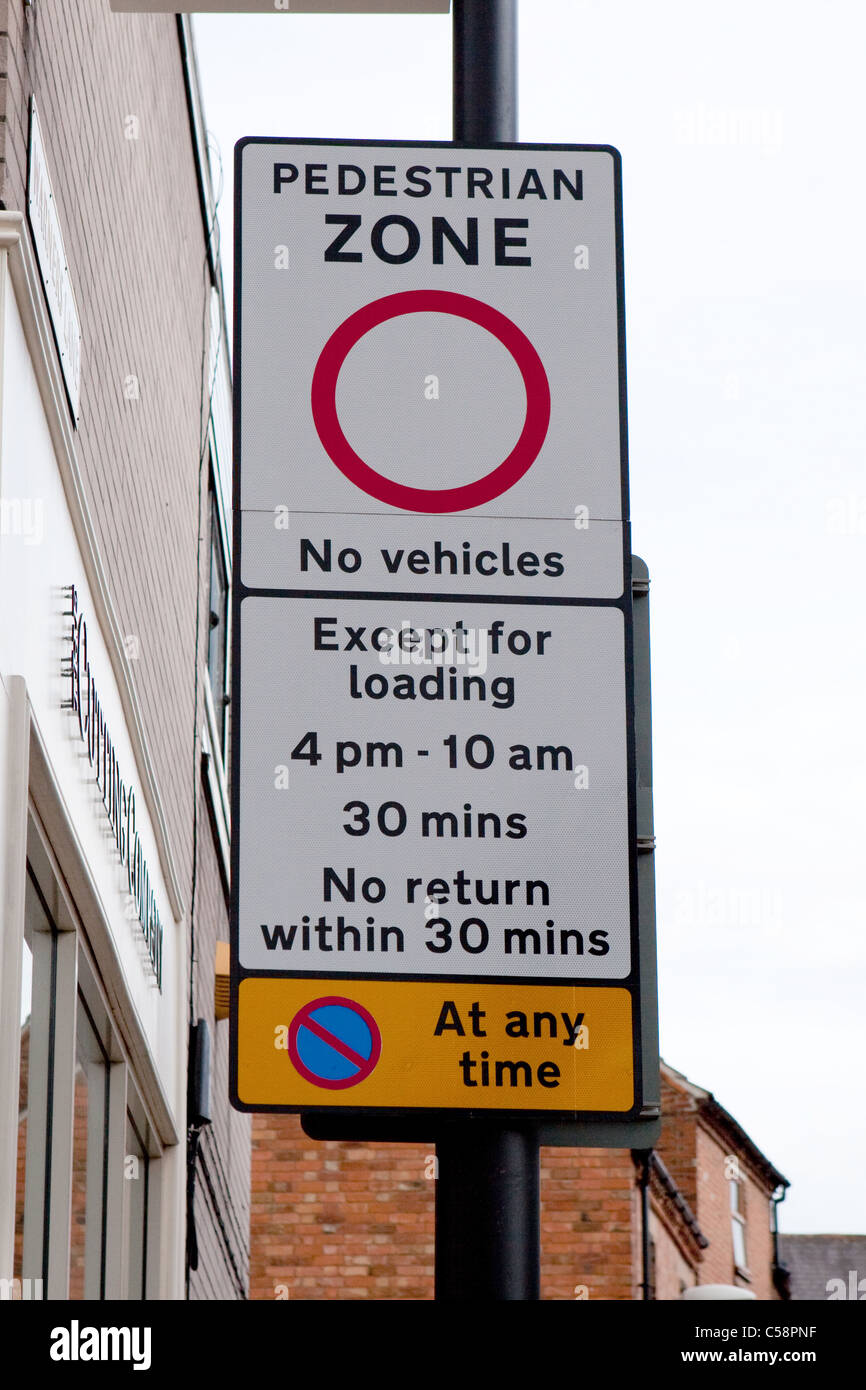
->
[236,140,628,600]
[237,597,631,978]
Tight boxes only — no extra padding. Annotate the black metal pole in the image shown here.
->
[434,0,537,1304]
[453,0,517,144]
[435,1122,539,1301]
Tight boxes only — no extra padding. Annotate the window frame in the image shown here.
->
[16,811,164,1300]
[729,1176,750,1278]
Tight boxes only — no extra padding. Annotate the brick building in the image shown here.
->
[249,1060,789,1300]
[0,2,248,1298]
[654,1063,788,1299]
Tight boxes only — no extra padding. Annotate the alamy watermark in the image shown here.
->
[674,884,783,931]
[0,1277,44,1300]
[674,105,784,152]
[826,1271,866,1300]
[378,619,489,676]
[0,497,43,546]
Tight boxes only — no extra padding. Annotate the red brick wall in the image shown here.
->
[657,1072,780,1299]
[691,1126,777,1298]
[650,1206,698,1300]
[541,1147,638,1301]
[249,1075,785,1300]
[742,1178,776,1300]
[657,1073,699,1207]
[250,1118,642,1302]
[250,1117,434,1301]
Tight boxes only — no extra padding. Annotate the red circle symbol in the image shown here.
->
[288,996,381,1091]
[310,290,551,513]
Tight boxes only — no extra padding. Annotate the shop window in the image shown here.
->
[14,937,33,1284]
[124,1108,151,1301]
[68,993,112,1299]
[14,873,59,1294]
[14,820,162,1299]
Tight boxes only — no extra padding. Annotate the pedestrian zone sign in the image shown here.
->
[230,140,642,1120]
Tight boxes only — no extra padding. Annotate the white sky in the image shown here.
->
[192,0,866,1235]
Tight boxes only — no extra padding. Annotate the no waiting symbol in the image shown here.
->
[288,996,382,1090]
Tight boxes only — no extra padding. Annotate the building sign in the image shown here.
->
[27,101,81,421]
[65,588,164,987]
[231,140,639,1117]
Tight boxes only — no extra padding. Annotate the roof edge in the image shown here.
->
[661,1060,789,1193]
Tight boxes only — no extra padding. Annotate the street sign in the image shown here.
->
[238,598,630,982]
[231,140,641,1119]
[237,141,627,599]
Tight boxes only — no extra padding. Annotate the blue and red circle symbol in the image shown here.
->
[310,289,551,514]
[288,996,382,1090]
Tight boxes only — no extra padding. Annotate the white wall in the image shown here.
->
[0,258,186,1147]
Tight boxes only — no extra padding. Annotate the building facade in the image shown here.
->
[0,0,248,1299]
[654,1064,788,1299]
[249,1061,789,1300]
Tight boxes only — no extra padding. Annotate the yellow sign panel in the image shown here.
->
[237,977,634,1112]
